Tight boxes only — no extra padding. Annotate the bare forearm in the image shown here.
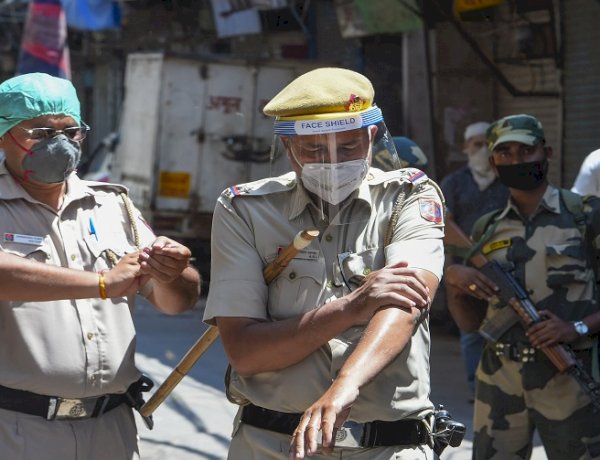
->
[334,307,417,390]
[0,252,98,301]
[217,296,356,376]
[334,268,438,388]
[148,266,201,314]
[220,266,437,377]
[581,310,600,335]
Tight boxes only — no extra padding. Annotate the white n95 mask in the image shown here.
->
[301,159,369,205]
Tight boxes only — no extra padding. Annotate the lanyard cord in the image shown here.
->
[101,193,141,267]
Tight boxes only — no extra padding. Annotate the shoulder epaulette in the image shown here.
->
[222,172,297,202]
[367,167,429,186]
[404,167,429,186]
[85,180,129,195]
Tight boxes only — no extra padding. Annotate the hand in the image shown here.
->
[526,310,578,347]
[289,379,358,459]
[103,252,146,297]
[345,261,430,324]
[138,236,192,284]
[444,264,498,301]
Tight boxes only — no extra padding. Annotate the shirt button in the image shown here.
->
[325,234,333,242]
[71,254,77,261]
[89,374,97,383]
[87,332,94,340]
[289,272,296,280]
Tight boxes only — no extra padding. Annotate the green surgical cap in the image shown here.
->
[0,73,81,138]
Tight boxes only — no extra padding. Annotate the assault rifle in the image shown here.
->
[444,218,600,411]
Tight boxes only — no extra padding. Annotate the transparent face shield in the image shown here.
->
[269,106,401,223]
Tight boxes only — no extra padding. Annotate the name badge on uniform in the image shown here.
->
[482,238,512,255]
[3,232,44,246]
[277,246,319,261]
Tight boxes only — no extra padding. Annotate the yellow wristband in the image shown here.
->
[98,272,107,300]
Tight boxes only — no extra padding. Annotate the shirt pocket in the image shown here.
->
[82,231,132,272]
[337,247,383,292]
[268,258,325,319]
[0,240,51,263]
[546,241,592,286]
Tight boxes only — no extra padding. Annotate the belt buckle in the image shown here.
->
[333,421,363,448]
[49,396,102,420]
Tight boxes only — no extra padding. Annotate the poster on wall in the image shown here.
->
[334,0,422,38]
[210,0,288,37]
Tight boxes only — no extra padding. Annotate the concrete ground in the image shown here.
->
[133,300,547,459]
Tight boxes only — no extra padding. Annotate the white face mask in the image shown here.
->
[301,159,369,205]
[467,146,496,191]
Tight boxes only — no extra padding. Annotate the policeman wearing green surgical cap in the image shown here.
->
[0,73,200,459]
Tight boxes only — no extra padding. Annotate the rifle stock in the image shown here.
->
[445,219,600,410]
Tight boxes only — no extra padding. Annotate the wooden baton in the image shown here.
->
[139,228,319,418]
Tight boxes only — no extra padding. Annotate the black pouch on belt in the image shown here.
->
[124,375,155,430]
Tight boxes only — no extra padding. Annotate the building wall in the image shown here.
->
[563,0,600,188]
[432,21,495,181]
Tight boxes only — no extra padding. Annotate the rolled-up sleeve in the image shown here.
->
[385,181,445,280]
[203,196,268,325]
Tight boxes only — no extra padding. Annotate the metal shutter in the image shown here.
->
[496,58,562,185]
[563,0,600,188]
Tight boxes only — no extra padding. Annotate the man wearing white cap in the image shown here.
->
[441,121,509,401]
[572,148,600,196]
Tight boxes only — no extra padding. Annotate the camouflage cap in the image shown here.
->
[263,67,374,118]
[486,114,545,151]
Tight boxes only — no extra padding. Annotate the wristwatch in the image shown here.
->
[572,320,589,336]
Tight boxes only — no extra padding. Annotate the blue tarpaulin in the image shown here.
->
[61,0,121,31]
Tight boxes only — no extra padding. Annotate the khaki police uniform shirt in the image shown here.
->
[0,161,156,398]
[204,167,445,422]
[479,184,600,347]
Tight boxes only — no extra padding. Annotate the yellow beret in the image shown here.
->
[263,67,374,118]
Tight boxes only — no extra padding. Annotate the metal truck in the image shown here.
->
[107,53,315,280]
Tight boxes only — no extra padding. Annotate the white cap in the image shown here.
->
[464,121,490,141]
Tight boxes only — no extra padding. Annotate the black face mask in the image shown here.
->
[495,159,548,191]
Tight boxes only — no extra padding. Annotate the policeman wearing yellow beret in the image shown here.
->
[204,67,446,459]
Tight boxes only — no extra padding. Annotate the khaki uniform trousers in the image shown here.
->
[0,404,139,460]
[228,423,434,460]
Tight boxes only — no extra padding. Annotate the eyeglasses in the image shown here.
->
[19,122,91,142]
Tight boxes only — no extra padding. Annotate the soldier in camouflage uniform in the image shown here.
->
[445,114,600,459]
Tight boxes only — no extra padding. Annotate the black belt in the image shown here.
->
[241,404,430,448]
[494,342,539,363]
[0,378,146,421]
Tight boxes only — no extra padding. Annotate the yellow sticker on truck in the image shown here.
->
[159,171,191,198]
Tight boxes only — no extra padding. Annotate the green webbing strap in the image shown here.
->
[444,244,472,261]
[466,210,502,262]
[560,189,587,241]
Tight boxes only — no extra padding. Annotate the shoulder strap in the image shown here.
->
[559,188,600,282]
[466,208,503,261]
[560,188,587,240]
